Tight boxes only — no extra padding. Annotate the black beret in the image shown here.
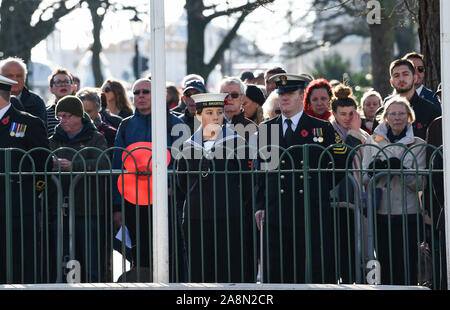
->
[245,84,265,106]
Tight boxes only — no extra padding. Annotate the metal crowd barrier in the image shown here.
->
[0,144,446,289]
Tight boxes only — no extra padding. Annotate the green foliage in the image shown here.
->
[311,53,372,106]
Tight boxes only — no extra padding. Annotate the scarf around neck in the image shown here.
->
[331,119,349,141]
[387,126,407,143]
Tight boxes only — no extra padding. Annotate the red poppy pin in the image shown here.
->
[417,123,423,129]
[301,129,309,137]
[224,99,229,105]
[1,117,9,125]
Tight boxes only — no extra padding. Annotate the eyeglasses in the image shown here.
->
[56,113,74,121]
[417,66,425,73]
[387,112,408,118]
[53,80,72,87]
[103,86,112,93]
[226,92,241,99]
[133,89,151,95]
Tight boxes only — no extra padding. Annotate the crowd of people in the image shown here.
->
[0,51,445,288]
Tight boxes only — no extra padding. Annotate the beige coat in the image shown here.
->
[362,123,426,215]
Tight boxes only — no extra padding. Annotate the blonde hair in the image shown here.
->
[361,89,382,109]
[262,91,280,119]
[380,95,415,124]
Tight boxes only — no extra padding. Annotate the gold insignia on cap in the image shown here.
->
[280,75,287,86]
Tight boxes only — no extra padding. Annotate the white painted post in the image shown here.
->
[150,0,169,283]
[440,0,450,289]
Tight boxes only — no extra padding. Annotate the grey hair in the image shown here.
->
[76,87,102,112]
[0,56,27,77]
[132,78,151,90]
[219,76,246,94]
[380,95,416,124]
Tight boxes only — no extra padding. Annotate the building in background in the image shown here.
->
[29,12,279,96]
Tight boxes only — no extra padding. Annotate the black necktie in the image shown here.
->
[284,119,295,145]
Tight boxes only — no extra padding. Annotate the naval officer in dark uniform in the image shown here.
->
[0,74,49,283]
[255,73,347,284]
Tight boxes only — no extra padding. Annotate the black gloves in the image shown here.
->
[367,159,387,176]
[367,157,405,176]
[388,157,402,170]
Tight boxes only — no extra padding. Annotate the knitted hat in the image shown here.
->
[245,84,265,106]
[55,95,84,118]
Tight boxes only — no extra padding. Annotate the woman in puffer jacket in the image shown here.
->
[362,95,427,286]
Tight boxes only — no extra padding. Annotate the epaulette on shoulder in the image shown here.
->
[332,132,347,154]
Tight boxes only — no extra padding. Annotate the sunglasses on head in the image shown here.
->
[133,89,151,95]
[103,86,112,93]
[226,92,241,99]
[417,66,425,73]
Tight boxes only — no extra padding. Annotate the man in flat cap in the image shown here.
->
[0,74,49,284]
[255,73,347,284]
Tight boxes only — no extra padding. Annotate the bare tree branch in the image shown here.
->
[204,0,274,22]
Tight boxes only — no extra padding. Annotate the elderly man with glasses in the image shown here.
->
[219,77,257,145]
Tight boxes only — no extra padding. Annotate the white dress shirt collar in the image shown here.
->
[0,103,11,120]
[281,110,303,134]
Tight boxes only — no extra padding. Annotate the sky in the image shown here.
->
[31,0,312,63]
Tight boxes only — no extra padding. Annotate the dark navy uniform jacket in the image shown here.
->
[0,104,49,217]
[255,111,347,284]
[177,125,255,283]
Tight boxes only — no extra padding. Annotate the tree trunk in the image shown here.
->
[369,0,397,98]
[185,0,208,78]
[88,0,105,87]
[418,0,440,91]
[394,21,418,59]
[370,22,395,98]
[185,0,273,81]
[0,0,78,85]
